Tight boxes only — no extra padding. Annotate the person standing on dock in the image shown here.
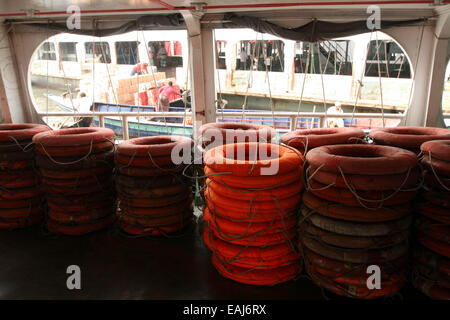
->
[326,101,345,128]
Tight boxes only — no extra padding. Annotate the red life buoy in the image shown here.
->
[204,142,302,177]
[413,246,450,277]
[0,187,42,201]
[0,206,43,219]
[35,150,114,170]
[0,197,41,209]
[48,206,115,224]
[412,274,450,300]
[43,180,113,196]
[281,127,365,151]
[418,203,450,225]
[0,210,44,229]
[302,192,411,222]
[418,234,450,259]
[421,156,450,177]
[119,192,191,208]
[308,179,417,207]
[0,171,38,189]
[211,255,301,286]
[118,165,182,177]
[117,184,190,199]
[0,151,34,161]
[119,200,192,217]
[36,141,114,157]
[301,206,412,237]
[39,167,112,180]
[306,144,418,175]
[306,165,420,191]
[116,174,186,189]
[33,127,114,147]
[0,123,50,142]
[421,140,450,162]
[369,126,450,149]
[120,209,191,227]
[115,153,175,167]
[204,166,302,189]
[416,216,450,244]
[300,220,408,249]
[423,190,449,208]
[203,230,299,269]
[117,135,193,157]
[206,178,303,201]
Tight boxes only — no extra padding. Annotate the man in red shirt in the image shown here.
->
[157,81,181,112]
[130,62,149,76]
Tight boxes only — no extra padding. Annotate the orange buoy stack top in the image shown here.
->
[32,127,116,235]
[301,144,421,299]
[280,127,365,154]
[202,142,304,285]
[115,135,194,237]
[369,126,450,155]
[412,140,450,299]
[0,124,51,229]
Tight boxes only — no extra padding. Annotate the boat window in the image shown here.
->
[84,42,111,63]
[147,41,183,69]
[236,40,285,72]
[59,42,77,62]
[294,41,353,76]
[216,40,227,69]
[365,40,411,78]
[37,42,56,61]
[116,41,139,65]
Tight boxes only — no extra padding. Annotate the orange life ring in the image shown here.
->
[205,221,297,247]
[204,142,302,177]
[117,135,193,157]
[39,167,112,180]
[0,210,44,229]
[418,203,450,225]
[35,141,114,157]
[308,179,417,207]
[302,192,411,222]
[119,199,192,217]
[33,127,115,147]
[35,150,114,170]
[47,214,116,235]
[200,122,275,145]
[205,187,301,213]
[203,230,299,269]
[301,235,408,264]
[118,165,182,177]
[204,166,302,189]
[421,140,450,162]
[211,255,300,286]
[418,234,450,259]
[300,220,408,249]
[421,156,450,177]
[119,191,191,208]
[0,197,42,209]
[0,123,50,142]
[204,207,297,238]
[306,144,418,175]
[281,127,365,151]
[370,126,450,148]
[0,187,42,201]
[423,191,449,208]
[306,165,420,191]
[412,274,450,300]
[117,184,190,199]
[301,206,412,237]
[0,206,43,219]
[206,178,303,201]
[205,196,296,223]
[120,209,192,227]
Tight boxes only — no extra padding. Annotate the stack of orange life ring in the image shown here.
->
[369,126,450,155]
[300,144,420,298]
[0,124,50,229]
[199,122,276,149]
[412,140,450,299]
[33,127,116,235]
[115,135,194,236]
[280,127,365,154]
[202,142,304,285]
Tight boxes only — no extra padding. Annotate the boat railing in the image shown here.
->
[37,111,447,140]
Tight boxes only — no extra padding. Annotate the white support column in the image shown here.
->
[0,23,27,123]
[182,9,216,143]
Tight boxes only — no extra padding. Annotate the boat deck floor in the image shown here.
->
[0,220,427,300]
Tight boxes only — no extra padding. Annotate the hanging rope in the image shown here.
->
[241,32,260,122]
[296,42,312,130]
[261,34,276,129]
[316,42,328,127]
[375,32,386,128]
[213,29,225,122]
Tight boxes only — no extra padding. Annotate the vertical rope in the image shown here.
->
[241,32,260,122]
[296,42,312,129]
[317,42,328,127]
[375,32,386,128]
[261,34,276,129]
